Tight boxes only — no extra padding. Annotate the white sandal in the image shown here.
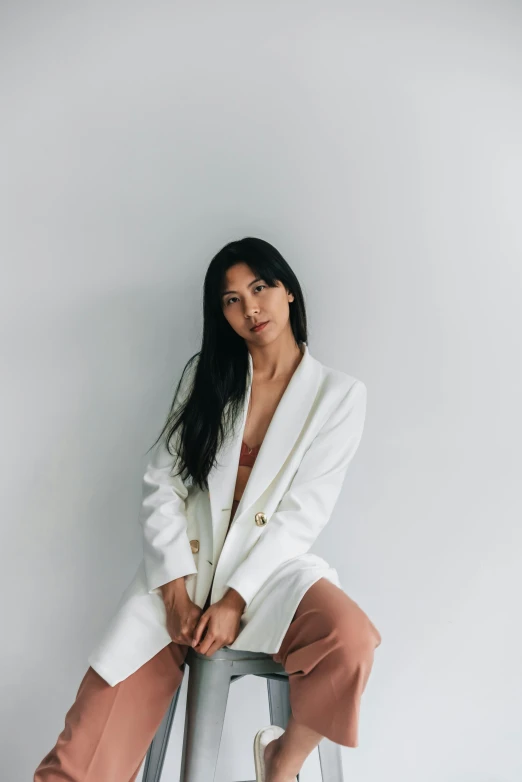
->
[253,724,297,782]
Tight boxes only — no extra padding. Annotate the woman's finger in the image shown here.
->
[192,611,211,647]
[203,641,221,657]
[195,622,218,655]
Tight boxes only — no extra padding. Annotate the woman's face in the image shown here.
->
[220,262,294,345]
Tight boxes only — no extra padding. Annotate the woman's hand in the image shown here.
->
[162,589,203,646]
[191,589,246,657]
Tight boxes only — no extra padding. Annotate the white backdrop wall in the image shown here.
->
[2,2,521,781]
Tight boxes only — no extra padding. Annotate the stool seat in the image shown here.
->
[142,646,344,782]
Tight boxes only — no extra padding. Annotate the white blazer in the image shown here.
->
[88,342,367,686]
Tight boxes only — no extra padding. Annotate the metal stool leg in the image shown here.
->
[318,738,344,782]
[179,656,232,782]
[266,676,291,729]
[266,675,303,782]
[142,675,184,782]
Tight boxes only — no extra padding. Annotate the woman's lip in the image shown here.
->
[251,321,269,332]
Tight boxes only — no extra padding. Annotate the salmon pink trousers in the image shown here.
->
[34,577,382,782]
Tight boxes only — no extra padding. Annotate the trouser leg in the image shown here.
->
[34,641,189,782]
[272,577,382,748]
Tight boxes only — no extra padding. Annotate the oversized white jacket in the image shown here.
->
[88,343,367,686]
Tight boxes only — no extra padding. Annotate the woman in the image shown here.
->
[34,237,382,782]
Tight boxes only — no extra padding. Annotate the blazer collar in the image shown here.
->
[207,342,322,543]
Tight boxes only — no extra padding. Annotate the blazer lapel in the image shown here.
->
[207,342,322,546]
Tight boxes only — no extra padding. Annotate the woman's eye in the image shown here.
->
[225,285,266,306]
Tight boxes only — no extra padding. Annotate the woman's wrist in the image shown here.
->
[221,587,246,612]
[160,576,189,606]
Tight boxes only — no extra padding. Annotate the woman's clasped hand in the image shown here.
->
[163,588,245,657]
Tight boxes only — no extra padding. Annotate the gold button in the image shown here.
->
[255,512,267,527]
[190,539,200,553]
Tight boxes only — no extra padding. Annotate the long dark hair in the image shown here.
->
[148,237,308,491]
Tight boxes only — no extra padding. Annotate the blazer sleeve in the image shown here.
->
[139,360,199,595]
[225,379,368,608]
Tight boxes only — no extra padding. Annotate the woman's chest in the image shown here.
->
[242,375,288,447]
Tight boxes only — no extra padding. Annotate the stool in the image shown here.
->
[142,646,344,782]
